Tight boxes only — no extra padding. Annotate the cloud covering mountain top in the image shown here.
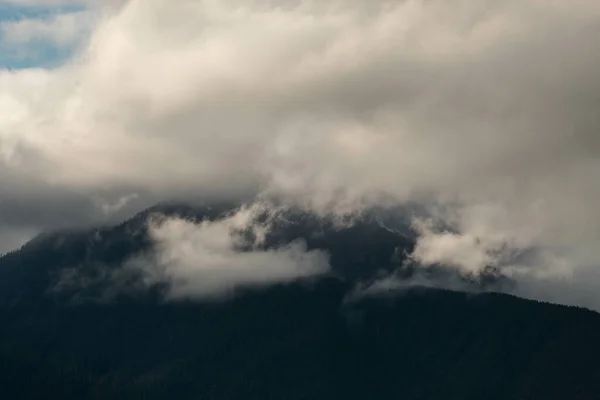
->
[2,0,600,308]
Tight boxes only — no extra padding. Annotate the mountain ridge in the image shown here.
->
[1,202,600,399]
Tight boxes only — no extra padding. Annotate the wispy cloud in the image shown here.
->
[51,202,331,301]
[130,203,330,299]
[1,9,91,46]
[0,0,114,67]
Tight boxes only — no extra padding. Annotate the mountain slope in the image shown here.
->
[0,203,599,399]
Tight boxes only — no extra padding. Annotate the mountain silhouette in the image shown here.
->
[1,202,599,399]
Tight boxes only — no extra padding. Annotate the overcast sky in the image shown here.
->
[2,0,600,307]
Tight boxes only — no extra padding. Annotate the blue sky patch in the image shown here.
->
[0,3,88,69]
[0,3,85,21]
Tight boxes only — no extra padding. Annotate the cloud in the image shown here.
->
[0,0,123,67]
[128,204,330,299]
[1,0,600,308]
[411,220,493,276]
[1,10,92,47]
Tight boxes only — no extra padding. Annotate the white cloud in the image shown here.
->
[410,219,494,276]
[1,0,600,308]
[129,203,329,299]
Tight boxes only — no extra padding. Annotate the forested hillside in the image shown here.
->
[0,204,599,399]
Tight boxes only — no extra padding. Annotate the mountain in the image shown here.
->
[1,203,599,399]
